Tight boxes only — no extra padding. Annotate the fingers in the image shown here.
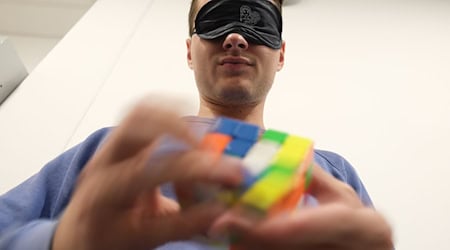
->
[80,95,247,191]
[209,204,393,250]
[62,97,253,249]
[138,202,228,248]
[90,99,198,169]
[206,164,382,249]
[146,151,244,187]
[75,96,245,211]
[307,164,363,208]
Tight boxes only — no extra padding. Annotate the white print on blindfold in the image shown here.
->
[240,5,261,26]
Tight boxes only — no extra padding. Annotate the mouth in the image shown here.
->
[220,57,252,66]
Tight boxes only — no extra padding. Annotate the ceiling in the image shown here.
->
[0,0,304,38]
[0,0,95,38]
[0,0,96,71]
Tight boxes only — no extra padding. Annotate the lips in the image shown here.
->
[220,57,252,66]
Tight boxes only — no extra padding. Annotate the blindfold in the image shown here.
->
[194,0,283,49]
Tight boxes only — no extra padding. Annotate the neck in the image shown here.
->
[197,98,266,128]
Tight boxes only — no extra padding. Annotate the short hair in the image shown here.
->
[188,0,283,36]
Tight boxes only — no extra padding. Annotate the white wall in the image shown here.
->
[0,0,95,72]
[1,0,449,249]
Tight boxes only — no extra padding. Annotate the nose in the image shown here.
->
[222,33,249,50]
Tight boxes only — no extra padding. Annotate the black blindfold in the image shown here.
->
[194,0,283,49]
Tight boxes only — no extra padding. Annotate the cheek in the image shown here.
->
[191,52,212,81]
[191,47,209,69]
[192,56,209,74]
[258,48,281,68]
[260,56,280,74]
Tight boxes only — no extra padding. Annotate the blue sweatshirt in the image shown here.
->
[0,117,372,250]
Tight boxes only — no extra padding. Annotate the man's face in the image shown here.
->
[187,0,285,107]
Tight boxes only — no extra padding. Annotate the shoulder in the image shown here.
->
[314,149,373,206]
[313,149,352,182]
[58,127,113,168]
[52,127,112,166]
[0,127,115,221]
[42,127,114,214]
[42,127,114,192]
[78,127,112,148]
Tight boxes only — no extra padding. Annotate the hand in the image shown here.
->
[209,164,394,250]
[52,100,243,250]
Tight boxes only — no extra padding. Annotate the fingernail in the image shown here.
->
[215,156,244,183]
[216,155,243,168]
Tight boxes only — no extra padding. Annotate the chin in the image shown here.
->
[218,88,256,106]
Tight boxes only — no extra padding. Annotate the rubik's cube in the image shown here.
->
[200,117,314,214]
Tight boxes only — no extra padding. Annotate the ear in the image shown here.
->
[277,40,286,71]
[186,38,194,69]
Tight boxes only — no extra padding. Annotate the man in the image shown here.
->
[0,0,393,249]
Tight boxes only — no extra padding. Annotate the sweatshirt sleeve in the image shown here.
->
[0,127,111,250]
[0,220,58,250]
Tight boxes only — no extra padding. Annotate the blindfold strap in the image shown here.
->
[194,0,283,49]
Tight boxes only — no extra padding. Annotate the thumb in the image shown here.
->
[307,164,363,208]
[140,202,227,247]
